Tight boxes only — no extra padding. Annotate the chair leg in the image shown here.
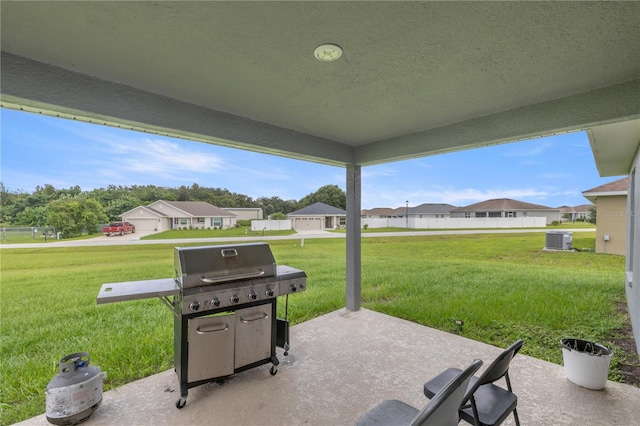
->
[513,407,520,426]
[505,372,520,426]
[504,372,513,392]
[469,396,481,426]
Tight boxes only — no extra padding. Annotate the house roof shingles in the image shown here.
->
[558,204,593,213]
[288,202,346,216]
[582,177,629,194]
[409,203,457,214]
[451,198,556,212]
[152,201,236,217]
[361,208,400,216]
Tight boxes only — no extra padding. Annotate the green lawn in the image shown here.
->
[332,222,596,233]
[0,226,295,244]
[0,231,628,424]
[141,227,297,239]
[0,230,100,244]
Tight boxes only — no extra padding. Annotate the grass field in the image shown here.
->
[141,227,297,239]
[0,222,593,243]
[0,231,629,424]
[335,222,596,234]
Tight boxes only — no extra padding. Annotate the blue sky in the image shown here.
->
[0,108,624,209]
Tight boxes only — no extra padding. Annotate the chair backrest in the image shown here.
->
[410,359,483,426]
[464,339,524,401]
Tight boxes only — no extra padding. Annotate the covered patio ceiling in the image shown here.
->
[1,1,639,169]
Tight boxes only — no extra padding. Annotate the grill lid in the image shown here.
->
[175,243,277,288]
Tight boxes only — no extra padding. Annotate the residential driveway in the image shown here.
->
[0,228,594,249]
[91,231,158,242]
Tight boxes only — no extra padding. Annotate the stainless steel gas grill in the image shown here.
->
[96,242,306,409]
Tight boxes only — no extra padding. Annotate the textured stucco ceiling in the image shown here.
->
[1,1,639,168]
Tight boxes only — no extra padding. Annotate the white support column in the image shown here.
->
[627,165,640,354]
[346,164,362,311]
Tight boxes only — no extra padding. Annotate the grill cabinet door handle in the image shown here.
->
[240,313,269,323]
[200,270,265,283]
[195,324,229,334]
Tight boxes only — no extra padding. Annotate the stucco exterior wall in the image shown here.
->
[627,155,639,354]
[147,202,185,218]
[595,195,627,255]
[224,208,263,220]
[121,207,166,232]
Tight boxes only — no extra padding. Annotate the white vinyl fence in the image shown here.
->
[362,217,547,229]
[251,220,292,231]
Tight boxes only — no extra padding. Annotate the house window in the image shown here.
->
[213,217,222,228]
[506,211,516,218]
[196,218,205,224]
[488,212,501,218]
[339,217,346,226]
[476,212,487,218]
[465,212,471,218]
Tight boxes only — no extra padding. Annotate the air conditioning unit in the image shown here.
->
[545,231,573,250]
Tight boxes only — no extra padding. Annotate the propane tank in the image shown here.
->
[45,352,105,425]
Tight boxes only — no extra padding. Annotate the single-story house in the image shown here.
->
[450,198,561,224]
[361,207,402,218]
[582,177,629,256]
[362,203,457,219]
[287,202,346,231]
[558,204,594,222]
[121,200,237,231]
[408,203,458,218]
[222,207,263,221]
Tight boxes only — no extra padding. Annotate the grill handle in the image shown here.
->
[240,313,269,323]
[195,324,230,334]
[200,269,265,284]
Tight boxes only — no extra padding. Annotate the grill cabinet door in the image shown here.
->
[188,314,235,382]
[235,305,272,369]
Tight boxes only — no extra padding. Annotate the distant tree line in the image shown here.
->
[0,182,346,237]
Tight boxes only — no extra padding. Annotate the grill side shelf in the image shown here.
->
[97,278,179,304]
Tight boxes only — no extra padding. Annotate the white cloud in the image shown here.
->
[542,172,572,179]
[102,138,224,174]
[362,166,398,178]
[503,141,553,157]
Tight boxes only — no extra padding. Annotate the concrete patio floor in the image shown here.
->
[19,308,640,425]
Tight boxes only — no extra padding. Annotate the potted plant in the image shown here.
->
[561,338,612,390]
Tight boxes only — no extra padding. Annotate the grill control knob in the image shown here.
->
[289,284,298,293]
[211,298,220,307]
[189,301,200,312]
[230,295,240,304]
[248,292,257,301]
[265,288,274,297]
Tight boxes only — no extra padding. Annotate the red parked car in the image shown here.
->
[102,221,136,236]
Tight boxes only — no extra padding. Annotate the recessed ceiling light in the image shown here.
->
[314,44,343,62]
